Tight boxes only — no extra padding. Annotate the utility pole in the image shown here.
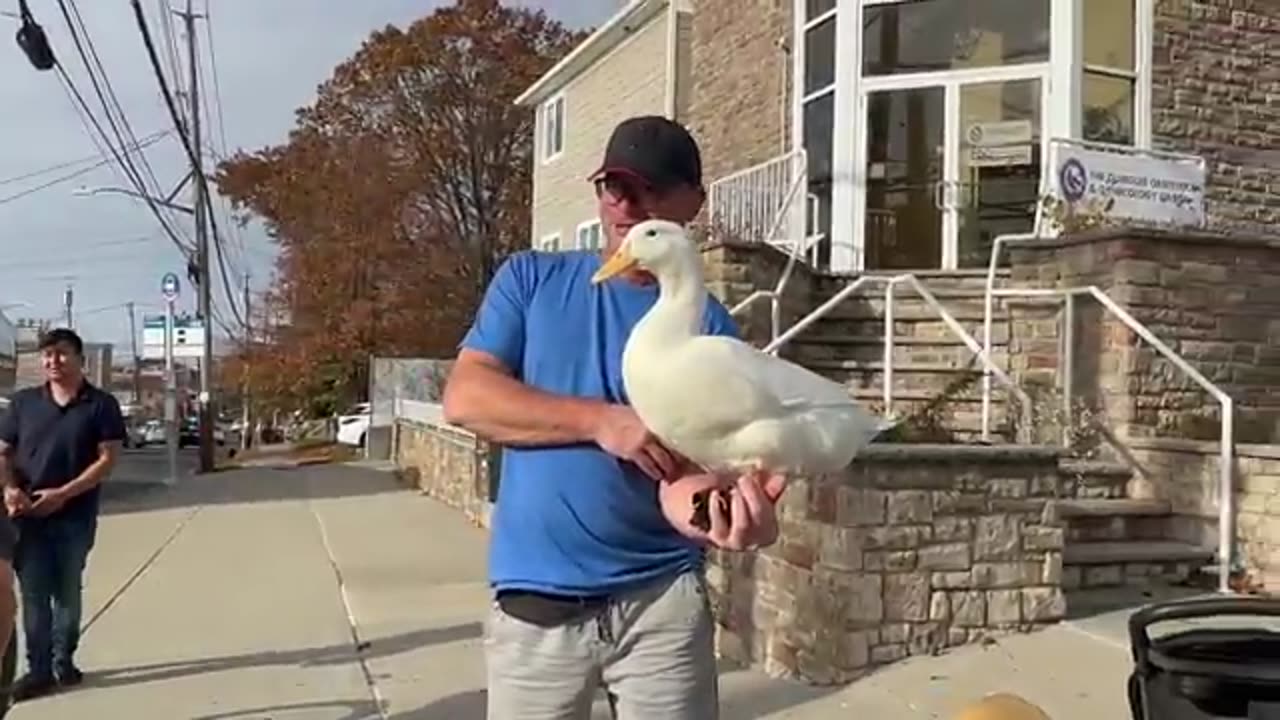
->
[176,0,215,473]
[241,271,251,451]
[127,301,140,406]
[62,283,73,328]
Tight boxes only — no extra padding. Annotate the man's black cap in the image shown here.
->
[589,115,702,191]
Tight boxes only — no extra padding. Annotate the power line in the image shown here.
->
[56,0,189,244]
[130,0,246,332]
[0,129,168,188]
[53,64,192,258]
[0,134,170,206]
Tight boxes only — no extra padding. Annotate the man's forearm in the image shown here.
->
[0,454,15,490]
[444,362,604,446]
[58,451,116,501]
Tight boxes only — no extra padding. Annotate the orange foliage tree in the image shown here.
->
[215,0,583,415]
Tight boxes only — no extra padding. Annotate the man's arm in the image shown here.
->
[50,440,119,502]
[0,441,16,490]
[443,349,606,446]
[0,402,20,490]
[442,254,678,479]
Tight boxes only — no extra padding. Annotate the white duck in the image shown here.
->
[591,219,890,477]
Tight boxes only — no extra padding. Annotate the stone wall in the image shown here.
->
[1009,228,1280,445]
[686,0,791,183]
[700,240,818,347]
[394,420,495,529]
[1126,437,1280,591]
[707,445,1067,684]
[1152,0,1280,234]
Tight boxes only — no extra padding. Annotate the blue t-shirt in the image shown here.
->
[460,249,739,596]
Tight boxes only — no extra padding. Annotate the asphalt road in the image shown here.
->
[108,444,198,487]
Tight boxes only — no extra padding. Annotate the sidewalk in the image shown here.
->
[15,463,1136,719]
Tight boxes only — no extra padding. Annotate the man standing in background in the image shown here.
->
[0,328,125,701]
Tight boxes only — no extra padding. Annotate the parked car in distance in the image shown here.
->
[123,420,146,449]
[141,419,166,446]
[336,402,371,447]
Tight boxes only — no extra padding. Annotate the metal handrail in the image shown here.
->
[726,151,811,340]
[982,233,1039,440]
[981,231,1237,593]
[987,284,1236,594]
[762,273,1033,430]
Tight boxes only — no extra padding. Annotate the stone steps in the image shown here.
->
[1059,460,1135,500]
[1062,540,1214,590]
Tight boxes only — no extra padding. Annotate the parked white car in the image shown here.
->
[336,402,371,447]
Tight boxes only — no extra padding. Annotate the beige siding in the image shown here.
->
[673,10,693,121]
[530,13,671,250]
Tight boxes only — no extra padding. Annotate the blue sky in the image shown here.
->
[0,0,619,354]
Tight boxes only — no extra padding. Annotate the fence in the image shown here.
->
[368,356,453,426]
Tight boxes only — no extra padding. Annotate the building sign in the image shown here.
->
[141,315,206,360]
[966,120,1034,168]
[1046,138,1207,228]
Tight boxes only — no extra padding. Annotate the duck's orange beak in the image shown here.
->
[591,247,637,284]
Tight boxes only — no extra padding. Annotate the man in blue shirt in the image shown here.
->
[443,116,783,719]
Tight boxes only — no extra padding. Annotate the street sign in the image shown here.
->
[141,314,205,359]
[161,272,180,301]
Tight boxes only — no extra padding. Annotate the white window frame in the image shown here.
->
[794,0,1153,272]
[536,232,561,251]
[540,94,566,164]
[575,220,603,251]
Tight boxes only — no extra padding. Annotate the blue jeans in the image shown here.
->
[14,514,96,678]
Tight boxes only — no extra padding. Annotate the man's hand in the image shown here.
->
[28,488,68,518]
[3,486,29,518]
[705,469,788,551]
[593,405,683,481]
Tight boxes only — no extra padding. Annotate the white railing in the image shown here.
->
[725,153,824,340]
[982,234,1236,593]
[708,149,808,251]
[763,273,1033,433]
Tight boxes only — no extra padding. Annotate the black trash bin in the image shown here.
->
[1129,595,1280,719]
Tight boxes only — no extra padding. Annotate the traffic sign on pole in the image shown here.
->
[161,272,180,302]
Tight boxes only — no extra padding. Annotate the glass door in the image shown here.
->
[953,76,1045,268]
[856,70,1046,270]
[862,86,946,270]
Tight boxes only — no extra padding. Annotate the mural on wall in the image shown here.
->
[369,358,454,424]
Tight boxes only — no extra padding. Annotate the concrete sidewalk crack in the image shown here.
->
[310,501,388,720]
[81,505,203,638]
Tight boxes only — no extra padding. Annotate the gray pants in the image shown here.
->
[484,570,719,720]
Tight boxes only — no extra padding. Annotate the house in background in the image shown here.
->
[515,0,692,253]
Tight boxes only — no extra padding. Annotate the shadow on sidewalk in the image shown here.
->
[82,622,482,691]
[191,699,383,720]
[99,463,407,517]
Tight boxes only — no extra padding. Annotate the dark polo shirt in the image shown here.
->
[0,382,126,524]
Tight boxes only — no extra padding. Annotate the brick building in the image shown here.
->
[515,0,693,252]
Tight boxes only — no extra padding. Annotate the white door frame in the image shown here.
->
[851,63,1051,270]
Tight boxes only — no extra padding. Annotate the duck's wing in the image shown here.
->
[684,334,858,409]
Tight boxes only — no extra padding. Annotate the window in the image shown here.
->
[862,0,1051,76]
[541,95,565,162]
[1082,0,1137,145]
[536,233,561,251]
[801,1,838,257]
[575,220,602,251]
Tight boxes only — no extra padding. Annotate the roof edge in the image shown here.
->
[515,0,668,107]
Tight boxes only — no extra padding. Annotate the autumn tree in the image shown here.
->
[216,0,583,414]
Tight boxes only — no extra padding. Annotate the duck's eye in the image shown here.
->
[646,230,657,238]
